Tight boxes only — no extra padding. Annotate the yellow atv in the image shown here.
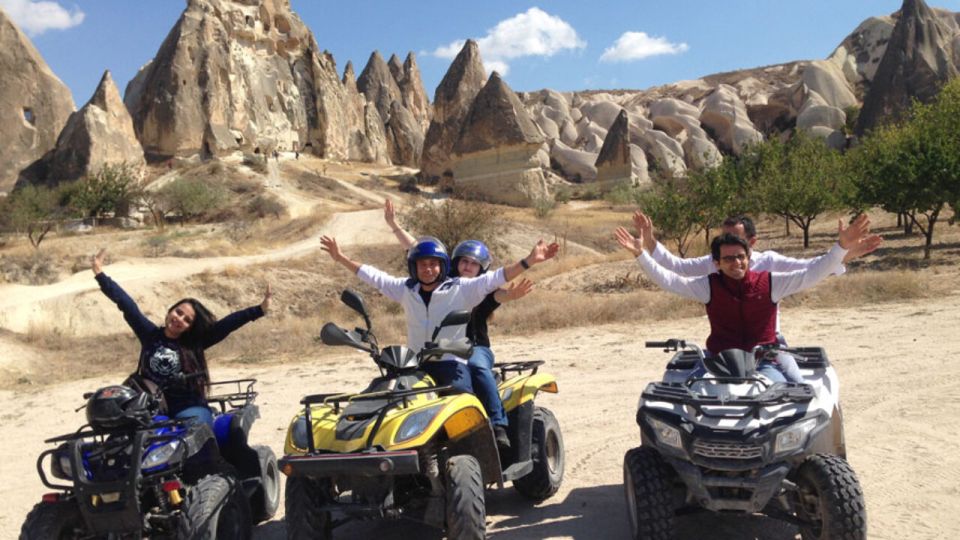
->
[279,289,563,539]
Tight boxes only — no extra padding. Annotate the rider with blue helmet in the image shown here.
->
[382,201,545,449]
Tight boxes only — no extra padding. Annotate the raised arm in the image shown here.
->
[635,210,714,276]
[493,278,534,304]
[384,199,416,249]
[770,215,873,302]
[321,236,362,275]
[502,239,560,282]
[616,226,710,303]
[91,249,158,343]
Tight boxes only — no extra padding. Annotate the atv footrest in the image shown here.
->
[280,450,420,478]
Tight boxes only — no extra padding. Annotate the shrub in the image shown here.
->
[400,198,505,252]
[248,194,286,219]
[159,178,229,222]
[531,192,556,219]
[144,235,169,257]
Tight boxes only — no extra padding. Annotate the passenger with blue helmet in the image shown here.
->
[320,205,558,445]
[384,200,539,449]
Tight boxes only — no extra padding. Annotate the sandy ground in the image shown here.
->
[2,293,959,539]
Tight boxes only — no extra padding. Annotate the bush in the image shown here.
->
[159,178,229,222]
[67,162,141,218]
[143,234,170,257]
[531,193,556,219]
[400,198,505,252]
[0,251,59,284]
[248,194,286,219]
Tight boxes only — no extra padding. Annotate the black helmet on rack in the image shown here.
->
[86,385,156,431]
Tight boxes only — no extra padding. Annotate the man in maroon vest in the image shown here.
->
[615,214,877,382]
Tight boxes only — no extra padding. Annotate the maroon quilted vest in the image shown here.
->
[705,270,778,353]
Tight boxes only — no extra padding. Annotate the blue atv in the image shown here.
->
[19,379,279,539]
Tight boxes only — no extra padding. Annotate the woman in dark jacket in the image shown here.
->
[91,249,271,426]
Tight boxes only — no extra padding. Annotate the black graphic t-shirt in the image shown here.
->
[96,273,264,414]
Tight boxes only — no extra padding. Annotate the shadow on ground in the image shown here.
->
[254,482,800,539]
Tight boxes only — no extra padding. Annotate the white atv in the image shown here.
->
[624,339,867,540]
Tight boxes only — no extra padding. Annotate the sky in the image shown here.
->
[6,0,960,106]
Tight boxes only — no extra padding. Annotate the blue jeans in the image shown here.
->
[174,405,214,427]
[467,346,508,427]
[422,360,473,394]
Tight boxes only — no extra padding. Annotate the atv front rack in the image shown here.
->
[298,385,454,453]
[494,360,545,380]
[642,380,815,419]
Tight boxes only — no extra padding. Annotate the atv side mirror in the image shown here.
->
[340,289,372,329]
[431,310,471,341]
[320,322,372,353]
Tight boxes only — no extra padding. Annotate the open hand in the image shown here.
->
[320,236,342,261]
[91,248,107,275]
[261,283,273,314]
[615,227,643,257]
[838,214,870,250]
[384,199,398,228]
[632,210,656,253]
[502,278,534,302]
[526,239,560,266]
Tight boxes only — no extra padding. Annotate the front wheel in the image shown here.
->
[19,500,84,540]
[623,447,673,540]
[178,475,252,540]
[513,406,564,501]
[794,454,867,540]
[445,454,486,540]
[285,477,332,540]
[251,445,280,523]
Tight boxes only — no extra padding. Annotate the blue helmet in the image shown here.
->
[451,240,492,276]
[407,237,450,284]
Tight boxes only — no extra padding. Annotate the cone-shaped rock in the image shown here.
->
[385,100,424,166]
[856,0,960,134]
[0,8,75,193]
[26,71,146,185]
[126,0,371,161]
[450,73,547,206]
[595,110,642,185]
[399,53,431,131]
[342,62,390,164]
[342,61,358,93]
[420,39,487,182]
[387,53,404,84]
[357,50,403,125]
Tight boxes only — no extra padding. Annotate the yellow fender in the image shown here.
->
[500,372,559,413]
[284,392,491,455]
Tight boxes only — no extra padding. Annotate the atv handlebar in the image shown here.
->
[645,339,687,350]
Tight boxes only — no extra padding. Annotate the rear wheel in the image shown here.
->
[794,454,867,540]
[19,500,84,540]
[178,474,252,540]
[251,445,280,523]
[623,447,673,540]
[445,454,485,540]
[513,406,564,501]
[285,477,332,540]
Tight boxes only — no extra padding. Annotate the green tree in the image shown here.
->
[853,78,960,259]
[2,185,61,248]
[400,198,505,253]
[637,175,699,257]
[68,163,141,219]
[755,132,848,248]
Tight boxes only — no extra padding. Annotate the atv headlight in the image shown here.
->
[395,405,443,443]
[774,417,819,455]
[142,441,182,470]
[648,418,683,450]
[291,416,312,450]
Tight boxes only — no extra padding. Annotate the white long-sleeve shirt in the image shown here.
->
[636,243,848,305]
[651,242,846,277]
[357,265,507,363]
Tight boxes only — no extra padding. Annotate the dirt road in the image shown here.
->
[2,293,958,539]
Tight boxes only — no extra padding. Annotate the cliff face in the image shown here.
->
[0,8,75,193]
[125,0,381,161]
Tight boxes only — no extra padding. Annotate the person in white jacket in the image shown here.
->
[320,234,559,393]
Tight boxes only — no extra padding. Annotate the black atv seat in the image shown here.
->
[336,373,432,441]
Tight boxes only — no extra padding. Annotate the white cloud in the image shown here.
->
[430,7,585,77]
[599,31,688,63]
[0,0,85,36]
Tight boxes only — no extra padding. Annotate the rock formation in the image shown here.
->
[357,50,403,125]
[595,110,649,186]
[0,8,75,193]
[23,71,146,185]
[384,100,424,167]
[856,0,960,134]
[450,73,547,206]
[125,0,379,162]
[397,53,432,131]
[700,84,764,154]
[420,39,487,182]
